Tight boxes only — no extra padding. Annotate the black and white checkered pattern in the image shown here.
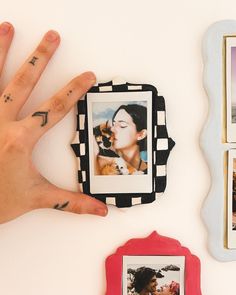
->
[71,80,175,208]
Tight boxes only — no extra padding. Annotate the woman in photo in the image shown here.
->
[132,267,158,295]
[93,104,148,176]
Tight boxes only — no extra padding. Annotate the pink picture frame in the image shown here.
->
[105,231,201,295]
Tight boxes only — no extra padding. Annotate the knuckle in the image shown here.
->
[70,202,82,214]
[70,78,88,94]
[3,126,29,153]
[50,96,67,113]
[36,44,50,56]
[14,72,32,88]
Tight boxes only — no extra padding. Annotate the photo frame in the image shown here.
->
[71,79,174,208]
[227,149,236,248]
[226,36,236,142]
[201,20,236,260]
[105,231,201,295]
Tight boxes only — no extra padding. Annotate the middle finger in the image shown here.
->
[21,72,96,149]
[0,30,60,121]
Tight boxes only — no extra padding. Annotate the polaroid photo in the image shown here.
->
[87,91,153,194]
[105,231,200,294]
[122,255,185,295]
[227,149,236,248]
[226,37,236,142]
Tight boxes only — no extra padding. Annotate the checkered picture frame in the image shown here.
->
[71,80,175,208]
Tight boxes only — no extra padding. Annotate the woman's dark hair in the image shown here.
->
[112,104,147,151]
[133,267,156,293]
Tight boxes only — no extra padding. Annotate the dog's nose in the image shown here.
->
[103,136,112,148]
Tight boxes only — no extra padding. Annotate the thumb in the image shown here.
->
[39,185,108,217]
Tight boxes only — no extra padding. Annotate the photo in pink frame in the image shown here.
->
[105,231,201,295]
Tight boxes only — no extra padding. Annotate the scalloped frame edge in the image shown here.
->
[201,19,236,261]
[105,231,201,295]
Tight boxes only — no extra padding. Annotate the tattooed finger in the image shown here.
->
[21,72,96,148]
[32,110,49,127]
[29,56,39,66]
[0,30,60,121]
[54,201,69,210]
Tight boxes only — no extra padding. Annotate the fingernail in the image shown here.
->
[83,71,96,82]
[45,30,59,42]
[95,207,108,216]
[0,22,12,35]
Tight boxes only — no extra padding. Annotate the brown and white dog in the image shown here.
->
[101,157,138,175]
[94,121,142,175]
[93,121,118,158]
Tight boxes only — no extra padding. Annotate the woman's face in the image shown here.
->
[111,109,143,150]
[145,275,158,293]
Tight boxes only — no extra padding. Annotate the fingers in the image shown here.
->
[0,30,60,121]
[37,184,108,217]
[21,71,96,148]
[0,22,14,79]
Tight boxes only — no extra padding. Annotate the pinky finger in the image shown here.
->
[0,22,14,79]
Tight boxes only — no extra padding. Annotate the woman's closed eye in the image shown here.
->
[113,121,128,128]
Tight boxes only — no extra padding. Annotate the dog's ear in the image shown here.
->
[93,125,101,137]
[104,120,112,135]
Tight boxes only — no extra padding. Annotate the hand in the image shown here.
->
[0,22,108,224]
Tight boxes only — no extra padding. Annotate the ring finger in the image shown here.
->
[0,22,14,80]
[0,30,60,121]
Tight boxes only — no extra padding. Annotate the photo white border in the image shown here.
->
[227,150,236,248]
[87,91,153,194]
[226,37,236,142]
[122,255,185,295]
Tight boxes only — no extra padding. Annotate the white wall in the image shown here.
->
[0,0,235,294]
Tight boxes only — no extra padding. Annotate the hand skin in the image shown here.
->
[0,22,108,224]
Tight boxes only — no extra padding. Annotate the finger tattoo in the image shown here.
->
[66,90,73,96]
[32,111,49,127]
[3,93,13,103]
[29,56,39,66]
[54,201,70,210]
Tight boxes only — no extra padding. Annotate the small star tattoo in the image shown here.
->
[67,90,73,96]
[3,93,13,103]
[29,56,39,66]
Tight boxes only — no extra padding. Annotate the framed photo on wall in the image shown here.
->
[123,255,185,295]
[202,19,236,261]
[105,231,202,295]
[226,37,236,142]
[227,149,236,248]
[71,79,175,208]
